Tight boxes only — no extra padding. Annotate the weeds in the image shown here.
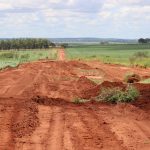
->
[96,86,139,104]
[73,98,89,104]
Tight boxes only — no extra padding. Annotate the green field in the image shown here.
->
[0,49,57,69]
[66,44,150,67]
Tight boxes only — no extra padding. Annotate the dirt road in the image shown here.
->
[0,52,150,150]
[57,48,66,61]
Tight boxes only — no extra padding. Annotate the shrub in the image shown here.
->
[96,86,139,104]
[124,72,141,83]
[0,52,18,59]
[133,51,149,59]
[129,56,137,66]
[20,54,30,60]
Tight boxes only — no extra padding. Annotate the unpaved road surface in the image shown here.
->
[57,48,66,61]
[0,49,150,150]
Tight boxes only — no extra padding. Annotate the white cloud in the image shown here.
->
[0,2,12,10]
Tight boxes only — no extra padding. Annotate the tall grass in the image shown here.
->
[0,49,57,69]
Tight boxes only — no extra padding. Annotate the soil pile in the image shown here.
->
[75,76,101,99]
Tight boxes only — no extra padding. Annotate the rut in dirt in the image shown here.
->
[11,102,126,150]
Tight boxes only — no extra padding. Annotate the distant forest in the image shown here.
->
[0,38,55,50]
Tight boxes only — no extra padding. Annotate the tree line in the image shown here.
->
[0,38,55,50]
[138,38,150,44]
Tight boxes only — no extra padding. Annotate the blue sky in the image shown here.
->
[0,0,150,38]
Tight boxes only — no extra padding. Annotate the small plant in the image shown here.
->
[73,98,89,104]
[133,51,149,59]
[96,86,139,104]
[124,72,141,83]
[129,56,137,66]
[0,52,17,59]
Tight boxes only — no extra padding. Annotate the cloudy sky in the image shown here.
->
[0,0,150,38]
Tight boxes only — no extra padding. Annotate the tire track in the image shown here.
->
[14,105,52,150]
[57,49,66,61]
[75,106,126,150]
[0,105,14,150]
[45,106,64,150]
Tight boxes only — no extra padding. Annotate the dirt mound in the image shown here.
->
[32,95,69,106]
[69,60,91,69]
[76,76,97,90]
[134,83,150,98]
[75,76,101,99]
[11,100,39,138]
[101,81,126,89]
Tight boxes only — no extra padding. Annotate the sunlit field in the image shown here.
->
[66,44,150,67]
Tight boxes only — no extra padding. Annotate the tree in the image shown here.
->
[61,43,69,48]
[0,38,55,50]
[138,38,147,44]
[138,38,150,44]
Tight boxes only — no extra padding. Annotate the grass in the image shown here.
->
[96,86,139,103]
[140,78,150,84]
[66,44,150,67]
[73,97,89,104]
[0,49,57,69]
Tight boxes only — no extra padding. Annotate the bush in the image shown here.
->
[133,51,149,59]
[20,54,30,60]
[96,86,139,103]
[0,52,18,59]
[124,72,141,83]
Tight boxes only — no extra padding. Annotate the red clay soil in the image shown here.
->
[0,58,150,150]
[85,61,150,82]
[57,48,66,61]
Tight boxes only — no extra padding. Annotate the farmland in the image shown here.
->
[0,49,57,69]
[66,44,150,67]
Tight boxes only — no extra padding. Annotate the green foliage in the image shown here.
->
[0,38,55,50]
[138,38,150,44]
[66,44,150,67]
[0,49,57,69]
[0,52,14,59]
[133,51,149,58]
[96,86,139,103]
[61,43,69,48]
[129,51,149,67]
[20,54,30,60]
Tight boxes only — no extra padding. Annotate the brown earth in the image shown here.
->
[0,49,150,150]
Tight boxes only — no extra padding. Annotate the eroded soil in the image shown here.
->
[0,49,150,150]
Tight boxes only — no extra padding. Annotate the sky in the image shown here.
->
[0,0,150,38]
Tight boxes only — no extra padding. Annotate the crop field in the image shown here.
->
[66,44,150,67]
[0,48,57,69]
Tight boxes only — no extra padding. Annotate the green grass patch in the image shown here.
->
[66,44,150,67]
[0,49,57,69]
[96,86,139,103]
